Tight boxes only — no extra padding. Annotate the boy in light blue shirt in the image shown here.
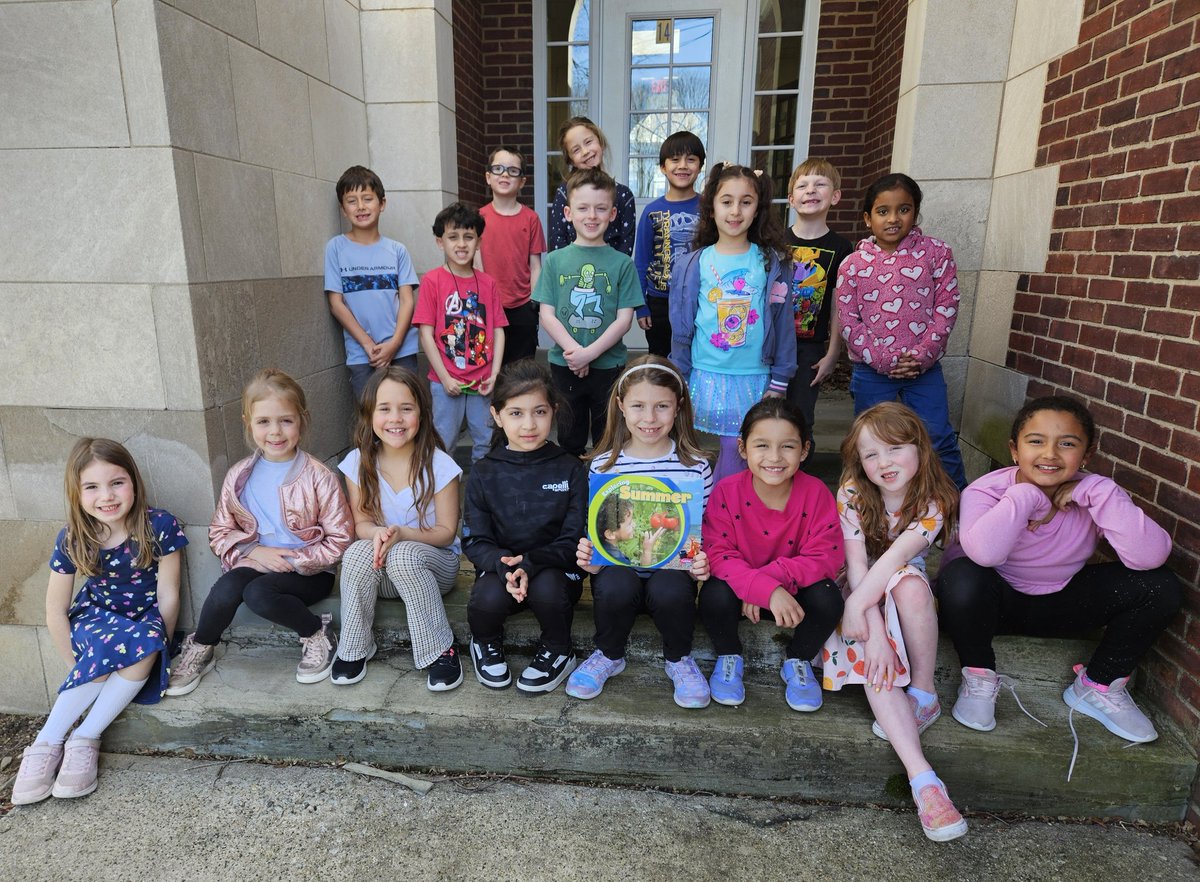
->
[324,165,419,398]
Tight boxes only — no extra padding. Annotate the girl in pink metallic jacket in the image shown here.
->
[166,369,354,696]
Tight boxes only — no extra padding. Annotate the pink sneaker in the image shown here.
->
[913,781,968,842]
[872,693,942,742]
[51,737,101,799]
[11,743,64,805]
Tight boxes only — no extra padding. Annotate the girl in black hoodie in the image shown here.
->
[464,360,587,693]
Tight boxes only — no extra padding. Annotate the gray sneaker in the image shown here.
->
[297,613,337,684]
[165,634,216,697]
[1063,664,1157,743]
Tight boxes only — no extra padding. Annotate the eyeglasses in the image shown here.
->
[488,164,523,177]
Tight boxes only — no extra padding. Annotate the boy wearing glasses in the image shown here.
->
[479,148,547,366]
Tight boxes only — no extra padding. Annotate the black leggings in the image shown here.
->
[467,569,583,654]
[590,567,698,662]
[936,557,1181,685]
[698,577,844,660]
[194,567,334,645]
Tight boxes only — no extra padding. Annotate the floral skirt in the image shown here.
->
[691,368,769,437]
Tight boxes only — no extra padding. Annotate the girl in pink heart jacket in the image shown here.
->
[835,173,966,488]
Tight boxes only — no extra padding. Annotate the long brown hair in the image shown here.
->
[694,162,788,270]
[590,355,709,472]
[63,438,157,577]
[839,402,959,559]
[352,366,444,529]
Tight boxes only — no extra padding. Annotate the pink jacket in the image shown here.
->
[836,227,959,373]
[942,468,1173,595]
[209,451,354,576]
[703,469,845,608]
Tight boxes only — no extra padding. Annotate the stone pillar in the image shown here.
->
[0,0,370,713]
[361,0,460,272]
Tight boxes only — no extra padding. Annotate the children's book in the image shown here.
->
[587,472,704,570]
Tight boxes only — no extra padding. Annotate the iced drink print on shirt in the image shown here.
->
[707,265,761,351]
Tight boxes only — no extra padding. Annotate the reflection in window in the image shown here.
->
[751,1,807,218]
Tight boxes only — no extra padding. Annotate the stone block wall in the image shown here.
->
[1002,0,1200,814]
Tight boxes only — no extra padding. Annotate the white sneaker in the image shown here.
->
[1063,665,1157,743]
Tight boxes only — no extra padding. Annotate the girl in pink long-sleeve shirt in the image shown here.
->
[938,396,1180,749]
[836,173,965,488]
[700,398,845,712]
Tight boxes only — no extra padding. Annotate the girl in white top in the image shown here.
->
[334,366,464,691]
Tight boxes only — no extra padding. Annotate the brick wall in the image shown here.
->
[455,0,537,209]
[809,0,907,238]
[1009,0,1200,810]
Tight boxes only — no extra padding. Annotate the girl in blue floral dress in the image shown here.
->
[11,438,187,805]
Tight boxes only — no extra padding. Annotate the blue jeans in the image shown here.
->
[849,362,966,489]
[430,381,493,463]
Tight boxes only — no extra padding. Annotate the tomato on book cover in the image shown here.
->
[587,473,704,570]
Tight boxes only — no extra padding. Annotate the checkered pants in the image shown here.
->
[337,539,459,669]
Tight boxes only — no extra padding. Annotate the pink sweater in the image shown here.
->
[943,468,1172,595]
[703,470,845,608]
[836,227,959,373]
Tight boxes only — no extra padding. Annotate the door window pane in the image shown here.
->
[629,112,672,155]
[751,95,798,146]
[755,36,802,91]
[629,156,666,199]
[671,111,708,147]
[548,0,590,43]
[631,67,672,111]
[673,17,714,63]
[631,19,671,65]
[759,0,805,34]
[673,68,711,110]
[750,148,794,200]
[547,44,590,98]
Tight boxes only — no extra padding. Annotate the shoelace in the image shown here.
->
[718,656,739,682]
[579,651,610,676]
[965,672,1047,728]
[673,659,705,690]
[300,629,330,666]
[531,648,556,669]
[790,661,811,687]
[176,642,209,677]
[1066,682,1139,782]
[61,743,96,774]
[21,748,57,778]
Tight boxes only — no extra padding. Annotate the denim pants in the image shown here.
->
[431,381,493,463]
[849,362,966,488]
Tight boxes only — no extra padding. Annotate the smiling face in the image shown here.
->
[863,186,916,252]
[563,124,603,170]
[485,149,525,198]
[739,417,810,494]
[1009,408,1092,495]
[662,153,702,197]
[436,221,480,274]
[855,424,919,507]
[618,380,678,458]
[371,378,420,451]
[491,391,554,453]
[78,459,135,535]
[713,176,759,244]
[564,184,616,245]
[340,186,384,234]
[788,174,840,219]
[248,395,302,463]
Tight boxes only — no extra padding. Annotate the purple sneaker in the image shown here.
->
[664,656,711,709]
[564,650,625,700]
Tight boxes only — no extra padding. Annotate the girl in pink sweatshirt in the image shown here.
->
[836,173,965,488]
[938,396,1180,748]
[700,398,844,712]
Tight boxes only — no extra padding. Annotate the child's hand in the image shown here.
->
[576,537,601,575]
[863,631,899,693]
[373,525,401,568]
[742,600,762,624]
[564,346,594,373]
[443,380,464,398]
[372,338,401,368]
[639,526,666,565]
[768,586,805,629]
[501,555,529,602]
[762,389,784,399]
[690,550,710,582]
[887,353,921,380]
[811,351,837,385]
[247,545,294,573]
[478,374,498,396]
[367,341,387,368]
[637,316,652,330]
[839,600,870,643]
[1027,479,1081,529]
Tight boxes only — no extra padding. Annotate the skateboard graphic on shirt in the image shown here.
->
[558,263,612,331]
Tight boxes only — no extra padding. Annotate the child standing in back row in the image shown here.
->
[534,167,642,456]
[669,164,796,484]
[836,173,966,488]
[479,147,547,367]
[415,202,507,464]
[548,117,636,255]
[325,166,420,399]
[634,131,705,358]
[784,158,853,434]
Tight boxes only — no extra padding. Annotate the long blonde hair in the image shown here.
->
[353,366,444,528]
[590,355,709,472]
[63,438,157,577]
[839,403,958,559]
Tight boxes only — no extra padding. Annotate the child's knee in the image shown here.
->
[893,576,933,609]
[341,540,376,575]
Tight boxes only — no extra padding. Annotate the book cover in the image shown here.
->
[587,472,704,570]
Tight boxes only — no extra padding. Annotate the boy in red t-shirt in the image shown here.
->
[479,147,546,367]
[414,202,507,463]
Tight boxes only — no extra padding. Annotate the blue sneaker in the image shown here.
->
[664,656,711,709]
[709,654,745,706]
[564,649,625,700]
[781,658,822,712]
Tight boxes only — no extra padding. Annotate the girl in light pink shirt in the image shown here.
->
[938,396,1180,756]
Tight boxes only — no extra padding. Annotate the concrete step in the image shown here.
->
[123,582,1197,821]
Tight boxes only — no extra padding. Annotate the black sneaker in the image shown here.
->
[517,646,577,694]
[470,637,511,688]
[427,646,464,692]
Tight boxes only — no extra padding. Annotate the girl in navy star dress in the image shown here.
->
[10,438,187,806]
